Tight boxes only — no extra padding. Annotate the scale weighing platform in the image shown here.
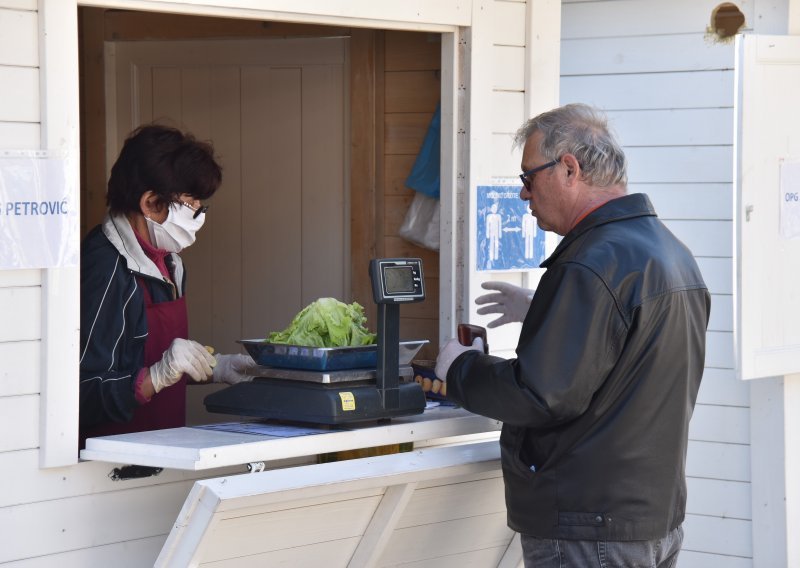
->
[204,258,429,425]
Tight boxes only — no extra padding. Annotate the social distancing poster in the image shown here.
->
[476,179,546,271]
[780,159,800,240]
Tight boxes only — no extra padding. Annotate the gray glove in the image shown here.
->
[212,354,257,385]
[475,281,534,328]
[435,337,484,381]
[150,338,216,393]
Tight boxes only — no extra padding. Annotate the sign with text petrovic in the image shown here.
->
[0,151,78,269]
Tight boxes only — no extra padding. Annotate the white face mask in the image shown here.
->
[145,202,205,253]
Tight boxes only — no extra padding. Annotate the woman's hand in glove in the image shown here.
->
[212,354,257,385]
[435,337,484,382]
[475,281,534,328]
[150,338,216,393]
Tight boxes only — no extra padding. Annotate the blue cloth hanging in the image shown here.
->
[405,103,440,199]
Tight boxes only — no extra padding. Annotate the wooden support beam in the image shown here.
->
[348,482,418,567]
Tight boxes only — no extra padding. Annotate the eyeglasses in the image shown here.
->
[519,159,559,189]
[179,200,209,219]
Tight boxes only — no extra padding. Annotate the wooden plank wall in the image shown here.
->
[469,0,530,354]
[79,9,352,237]
[0,449,310,566]
[380,30,442,359]
[561,1,751,565]
[0,0,43,474]
[80,11,442,359]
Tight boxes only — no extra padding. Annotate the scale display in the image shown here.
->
[369,258,425,304]
[385,266,414,293]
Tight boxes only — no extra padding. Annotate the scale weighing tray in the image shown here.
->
[248,365,415,383]
[237,339,427,371]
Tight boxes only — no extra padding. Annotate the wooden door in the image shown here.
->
[108,37,349,423]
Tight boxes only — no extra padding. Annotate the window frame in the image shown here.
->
[39,0,467,467]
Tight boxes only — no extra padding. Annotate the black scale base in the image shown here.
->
[204,378,426,425]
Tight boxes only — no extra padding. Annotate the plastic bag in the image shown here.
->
[405,104,440,199]
[399,104,440,250]
[398,191,440,251]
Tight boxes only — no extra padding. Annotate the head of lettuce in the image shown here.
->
[266,298,377,347]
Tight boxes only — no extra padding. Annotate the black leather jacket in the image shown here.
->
[448,193,710,540]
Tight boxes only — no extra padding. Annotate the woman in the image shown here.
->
[79,124,253,447]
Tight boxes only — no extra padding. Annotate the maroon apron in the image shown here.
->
[81,279,189,445]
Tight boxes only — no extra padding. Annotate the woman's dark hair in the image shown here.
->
[106,124,222,215]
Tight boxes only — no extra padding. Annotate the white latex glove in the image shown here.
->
[475,281,534,328]
[212,354,257,385]
[435,337,484,382]
[150,338,216,393]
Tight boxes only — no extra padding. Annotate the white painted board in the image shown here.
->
[81,406,501,470]
[155,440,504,567]
[0,8,37,67]
[734,35,800,379]
[0,66,39,122]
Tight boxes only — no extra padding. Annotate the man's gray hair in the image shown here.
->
[514,103,627,187]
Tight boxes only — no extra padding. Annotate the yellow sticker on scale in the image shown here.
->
[339,392,356,411]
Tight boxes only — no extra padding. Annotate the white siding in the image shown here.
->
[0,1,77,474]
[488,0,527,179]
[0,448,269,564]
[0,0,46,513]
[0,66,40,122]
[0,1,36,10]
[5,0,782,564]
[561,0,753,565]
[470,0,560,335]
[0,7,37,66]
[0,340,40,397]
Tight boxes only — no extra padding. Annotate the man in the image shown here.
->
[435,104,710,567]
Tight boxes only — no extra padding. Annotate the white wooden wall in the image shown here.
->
[467,0,557,351]
[0,0,41,457]
[561,1,745,565]
[9,0,775,563]
[0,0,523,565]
[559,1,787,566]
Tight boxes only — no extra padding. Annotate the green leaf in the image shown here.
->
[267,298,377,347]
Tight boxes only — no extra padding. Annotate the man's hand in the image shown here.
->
[475,281,534,328]
[435,337,484,381]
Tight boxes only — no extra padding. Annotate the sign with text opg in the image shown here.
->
[0,151,78,269]
[476,178,546,271]
[780,159,800,240]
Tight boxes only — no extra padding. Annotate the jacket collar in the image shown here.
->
[102,213,170,281]
[540,193,656,268]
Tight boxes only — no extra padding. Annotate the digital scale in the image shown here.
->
[204,258,428,424]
